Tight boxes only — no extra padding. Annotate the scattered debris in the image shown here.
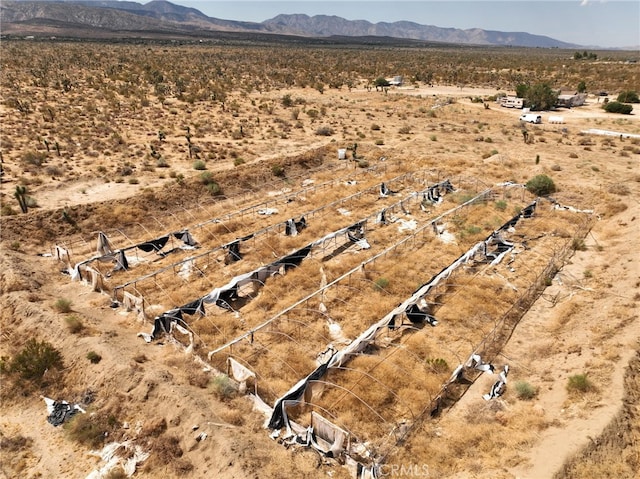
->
[42,396,85,427]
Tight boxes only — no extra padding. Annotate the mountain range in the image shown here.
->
[1,0,580,48]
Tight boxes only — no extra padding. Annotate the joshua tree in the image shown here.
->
[15,185,28,213]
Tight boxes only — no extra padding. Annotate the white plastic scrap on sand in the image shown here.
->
[397,219,417,232]
[337,208,351,216]
[258,208,279,215]
[435,223,457,244]
[86,441,149,479]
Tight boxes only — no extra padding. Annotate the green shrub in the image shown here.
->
[211,375,236,401]
[567,373,594,393]
[572,238,587,251]
[206,182,222,195]
[86,351,102,364]
[494,200,507,211]
[514,380,538,400]
[193,160,206,170]
[65,315,84,334]
[374,277,389,291]
[426,358,449,373]
[200,171,214,184]
[54,298,73,313]
[525,174,556,196]
[604,101,633,114]
[9,339,63,383]
[233,157,245,167]
[616,91,639,103]
[271,165,285,177]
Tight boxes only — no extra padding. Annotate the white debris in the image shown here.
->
[397,219,417,232]
[258,208,279,215]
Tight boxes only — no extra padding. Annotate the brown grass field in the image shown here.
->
[1,40,639,479]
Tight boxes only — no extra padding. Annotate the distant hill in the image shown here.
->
[1,0,579,48]
[262,14,578,48]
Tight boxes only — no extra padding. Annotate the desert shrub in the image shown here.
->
[9,339,63,383]
[425,358,449,373]
[211,375,237,401]
[616,91,639,103]
[525,174,556,196]
[54,298,73,313]
[604,101,633,114]
[206,182,222,195]
[371,123,381,131]
[398,125,412,134]
[374,139,384,145]
[1,205,17,216]
[199,171,214,184]
[572,238,587,251]
[86,351,102,364]
[271,164,285,177]
[193,160,206,170]
[551,164,562,171]
[0,434,31,452]
[374,277,389,291]
[494,200,507,211]
[127,177,139,185]
[22,151,47,167]
[65,411,120,449]
[609,183,630,196]
[430,135,437,141]
[514,380,538,400]
[233,157,245,166]
[357,159,370,168]
[65,315,84,334]
[567,373,594,393]
[315,126,334,136]
[156,158,169,168]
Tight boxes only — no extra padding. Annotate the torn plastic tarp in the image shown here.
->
[43,396,85,426]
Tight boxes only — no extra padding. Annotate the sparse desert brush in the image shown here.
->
[567,373,595,394]
[602,201,628,217]
[187,367,210,389]
[211,374,237,401]
[65,410,121,449]
[6,338,64,386]
[54,298,73,313]
[514,380,538,400]
[571,238,587,251]
[145,434,193,474]
[86,351,102,364]
[65,315,84,333]
[525,174,556,196]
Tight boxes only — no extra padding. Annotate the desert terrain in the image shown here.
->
[1,40,639,479]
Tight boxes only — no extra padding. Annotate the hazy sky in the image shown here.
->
[174,1,640,49]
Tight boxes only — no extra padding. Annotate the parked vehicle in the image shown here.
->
[519,114,542,124]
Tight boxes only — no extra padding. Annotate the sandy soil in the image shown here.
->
[1,80,639,479]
